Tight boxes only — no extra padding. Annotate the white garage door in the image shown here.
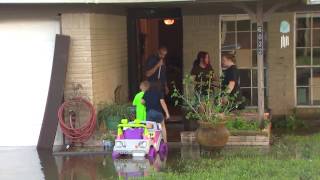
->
[0,18,60,146]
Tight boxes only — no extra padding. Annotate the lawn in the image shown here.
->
[139,133,320,180]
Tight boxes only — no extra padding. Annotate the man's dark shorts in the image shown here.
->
[147,109,164,123]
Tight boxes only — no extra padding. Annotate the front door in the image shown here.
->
[127,8,183,118]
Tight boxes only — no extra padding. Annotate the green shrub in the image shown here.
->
[97,103,131,127]
[225,117,265,131]
[273,113,307,131]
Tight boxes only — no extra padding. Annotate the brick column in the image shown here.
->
[61,13,128,106]
[61,13,94,101]
[267,12,295,116]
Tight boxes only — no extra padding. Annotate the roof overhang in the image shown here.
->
[0,0,190,3]
[0,0,257,4]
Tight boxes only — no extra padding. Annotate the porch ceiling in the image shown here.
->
[0,0,319,15]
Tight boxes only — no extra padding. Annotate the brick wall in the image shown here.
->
[183,15,220,76]
[267,12,295,116]
[90,14,128,105]
[61,13,94,101]
[61,13,128,106]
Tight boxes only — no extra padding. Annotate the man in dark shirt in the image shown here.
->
[222,65,240,95]
[143,83,170,142]
[221,53,244,109]
[145,46,169,95]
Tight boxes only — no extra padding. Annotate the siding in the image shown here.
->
[61,13,94,101]
[267,12,295,116]
[91,14,128,105]
[183,15,220,76]
[61,13,128,106]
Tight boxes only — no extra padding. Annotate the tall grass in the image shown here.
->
[139,134,320,180]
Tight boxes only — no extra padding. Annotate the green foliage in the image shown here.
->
[97,103,131,126]
[171,73,241,125]
[273,113,307,131]
[225,117,262,131]
[100,130,116,141]
[138,133,320,180]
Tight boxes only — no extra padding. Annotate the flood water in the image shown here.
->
[0,144,212,180]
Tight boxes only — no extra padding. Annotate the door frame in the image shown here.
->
[127,8,182,100]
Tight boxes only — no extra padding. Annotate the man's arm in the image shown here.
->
[146,59,163,77]
[160,99,170,119]
[227,81,236,94]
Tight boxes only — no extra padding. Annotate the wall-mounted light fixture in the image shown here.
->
[163,19,175,26]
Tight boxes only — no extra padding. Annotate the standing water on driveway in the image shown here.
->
[1,134,320,180]
[0,144,267,180]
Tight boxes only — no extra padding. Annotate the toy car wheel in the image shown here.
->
[159,140,168,154]
[112,151,120,159]
[148,146,156,158]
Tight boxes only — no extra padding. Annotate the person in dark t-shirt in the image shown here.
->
[145,46,169,95]
[143,82,170,142]
[191,51,216,95]
[221,53,244,109]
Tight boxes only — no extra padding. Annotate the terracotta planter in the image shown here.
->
[196,121,230,149]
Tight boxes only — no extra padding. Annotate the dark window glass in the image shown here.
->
[296,30,311,47]
[313,48,320,65]
[239,69,251,87]
[297,17,311,29]
[237,20,251,31]
[222,21,235,32]
[221,32,235,47]
[313,16,320,28]
[252,69,257,87]
[297,68,311,86]
[237,32,251,49]
[313,68,320,86]
[313,29,320,47]
[240,88,251,106]
[296,48,311,65]
[252,88,258,106]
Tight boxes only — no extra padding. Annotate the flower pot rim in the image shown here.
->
[198,120,226,126]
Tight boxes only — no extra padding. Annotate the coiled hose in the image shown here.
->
[58,97,96,143]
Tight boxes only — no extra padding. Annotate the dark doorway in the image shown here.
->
[127,8,183,118]
[137,18,183,107]
[127,9,184,141]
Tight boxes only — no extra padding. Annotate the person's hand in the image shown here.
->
[158,59,164,67]
[221,96,228,105]
[165,113,170,120]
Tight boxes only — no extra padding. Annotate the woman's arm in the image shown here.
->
[160,99,170,119]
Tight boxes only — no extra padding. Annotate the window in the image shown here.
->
[220,15,268,107]
[296,13,320,106]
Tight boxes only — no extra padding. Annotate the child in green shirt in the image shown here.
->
[132,81,150,121]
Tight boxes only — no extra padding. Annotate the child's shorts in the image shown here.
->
[147,109,164,123]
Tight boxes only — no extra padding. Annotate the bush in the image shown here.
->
[225,117,266,131]
[273,113,307,131]
[97,103,132,127]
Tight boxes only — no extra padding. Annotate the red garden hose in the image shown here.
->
[58,97,96,143]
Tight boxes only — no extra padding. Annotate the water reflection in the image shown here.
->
[0,145,272,180]
[114,154,166,179]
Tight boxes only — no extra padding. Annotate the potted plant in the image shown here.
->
[101,131,116,150]
[97,103,131,131]
[172,74,240,149]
